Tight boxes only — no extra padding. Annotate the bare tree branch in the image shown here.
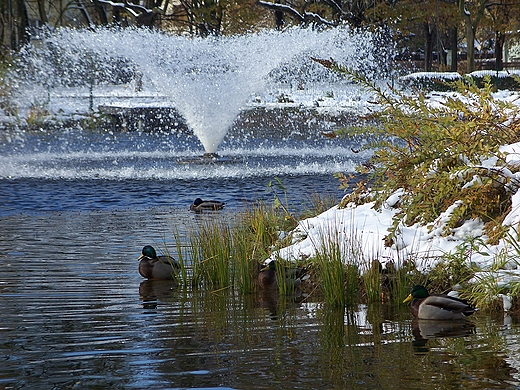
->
[257,1,335,26]
[95,0,165,26]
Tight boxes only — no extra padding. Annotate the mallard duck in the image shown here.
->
[189,198,225,213]
[403,285,476,320]
[138,245,180,280]
[257,260,307,291]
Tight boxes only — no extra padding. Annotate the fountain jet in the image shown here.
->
[15,27,391,155]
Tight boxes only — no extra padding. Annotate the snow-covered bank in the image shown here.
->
[267,88,520,293]
[268,187,520,288]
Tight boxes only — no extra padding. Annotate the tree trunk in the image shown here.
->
[459,0,488,73]
[495,31,504,71]
[465,23,475,73]
[450,27,458,72]
[92,0,109,25]
[274,0,284,30]
[37,0,48,24]
[424,22,433,72]
[76,0,95,28]
[13,0,29,50]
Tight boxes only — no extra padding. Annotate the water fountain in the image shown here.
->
[14,27,391,160]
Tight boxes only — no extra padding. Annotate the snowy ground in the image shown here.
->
[1,81,375,125]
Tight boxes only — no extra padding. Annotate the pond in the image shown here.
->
[1,126,520,389]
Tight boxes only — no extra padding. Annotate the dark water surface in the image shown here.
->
[1,208,520,389]
[0,124,359,215]
[1,127,520,388]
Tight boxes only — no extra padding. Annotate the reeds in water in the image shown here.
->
[313,231,355,307]
[172,230,189,287]
[191,218,233,289]
[362,260,383,303]
[188,202,287,293]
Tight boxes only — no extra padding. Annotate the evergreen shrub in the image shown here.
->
[313,58,520,245]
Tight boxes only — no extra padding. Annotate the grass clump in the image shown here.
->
[426,239,480,293]
[189,200,298,293]
[313,235,350,307]
[191,218,233,290]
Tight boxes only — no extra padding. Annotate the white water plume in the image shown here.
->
[16,27,391,154]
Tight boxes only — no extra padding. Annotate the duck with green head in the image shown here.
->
[138,245,180,280]
[257,260,307,291]
[403,285,476,320]
[189,198,225,213]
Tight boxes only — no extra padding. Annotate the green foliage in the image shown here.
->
[400,72,520,92]
[242,200,289,259]
[313,236,351,307]
[189,199,299,292]
[192,218,233,289]
[172,230,190,288]
[316,59,520,244]
[425,240,480,293]
[362,261,383,303]
[267,177,299,231]
[470,73,520,91]
[399,73,463,92]
[299,192,339,220]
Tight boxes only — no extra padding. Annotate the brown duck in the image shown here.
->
[138,245,180,280]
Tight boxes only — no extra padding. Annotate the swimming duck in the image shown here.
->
[138,245,180,280]
[189,198,225,213]
[257,260,307,291]
[403,285,476,320]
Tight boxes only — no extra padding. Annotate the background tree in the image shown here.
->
[256,0,381,28]
[458,0,488,73]
[373,0,459,72]
[2,0,520,74]
[481,0,520,71]
[1,0,28,52]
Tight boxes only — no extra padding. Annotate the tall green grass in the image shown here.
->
[192,218,233,289]
[188,202,290,293]
[362,260,383,303]
[313,228,354,307]
[172,230,189,287]
[183,192,515,311]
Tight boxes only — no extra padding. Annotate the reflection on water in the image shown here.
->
[411,318,476,347]
[1,207,520,389]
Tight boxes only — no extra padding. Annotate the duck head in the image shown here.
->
[139,245,157,260]
[403,285,429,303]
[260,261,276,272]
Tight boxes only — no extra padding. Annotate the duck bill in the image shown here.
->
[138,254,144,261]
[403,294,413,304]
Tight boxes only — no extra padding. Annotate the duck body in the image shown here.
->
[190,198,225,213]
[404,285,476,320]
[138,245,180,280]
[257,260,306,291]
